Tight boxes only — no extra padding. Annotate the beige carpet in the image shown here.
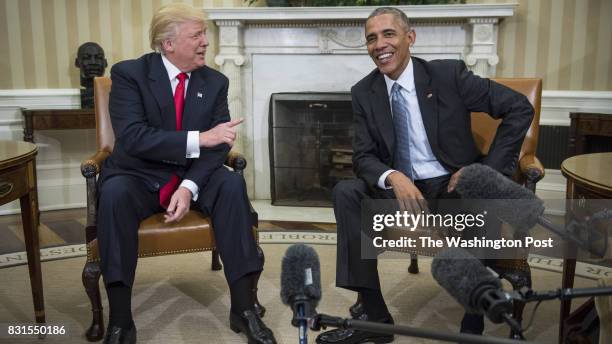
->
[0,244,599,344]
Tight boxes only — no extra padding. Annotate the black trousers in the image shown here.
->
[333,174,458,291]
[96,167,263,287]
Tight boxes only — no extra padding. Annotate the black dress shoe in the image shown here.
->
[230,309,277,344]
[349,300,365,319]
[103,325,136,344]
[315,314,394,344]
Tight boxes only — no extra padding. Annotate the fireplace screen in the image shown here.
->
[269,93,354,207]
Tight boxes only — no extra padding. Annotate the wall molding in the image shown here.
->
[0,118,24,126]
[36,161,81,171]
[540,90,612,126]
[207,4,517,21]
[0,89,80,109]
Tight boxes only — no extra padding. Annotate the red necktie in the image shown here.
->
[159,72,188,208]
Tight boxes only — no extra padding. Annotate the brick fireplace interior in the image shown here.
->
[269,93,354,206]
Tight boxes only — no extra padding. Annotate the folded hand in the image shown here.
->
[164,187,192,223]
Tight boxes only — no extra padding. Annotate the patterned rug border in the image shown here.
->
[1,232,611,281]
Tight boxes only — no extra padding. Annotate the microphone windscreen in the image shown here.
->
[431,247,501,314]
[455,163,545,231]
[280,244,322,306]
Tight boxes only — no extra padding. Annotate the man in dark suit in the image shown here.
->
[316,7,533,344]
[97,4,276,344]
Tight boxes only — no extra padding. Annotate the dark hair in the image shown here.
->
[367,7,411,32]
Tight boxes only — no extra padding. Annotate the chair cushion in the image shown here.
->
[87,210,214,262]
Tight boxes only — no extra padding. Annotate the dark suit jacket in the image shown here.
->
[351,57,534,188]
[100,53,231,192]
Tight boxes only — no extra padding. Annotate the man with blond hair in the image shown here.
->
[97,4,276,343]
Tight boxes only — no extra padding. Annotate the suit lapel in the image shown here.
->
[413,57,440,154]
[370,72,395,156]
[148,54,176,130]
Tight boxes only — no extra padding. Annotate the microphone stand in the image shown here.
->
[297,306,307,344]
[289,295,316,344]
[515,286,612,302]
[310,314,529,344]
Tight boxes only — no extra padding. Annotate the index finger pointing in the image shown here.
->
[227,118,244,128]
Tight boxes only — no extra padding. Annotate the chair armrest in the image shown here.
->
[82,150,243,177]
[226,151,247,173]
[519,154,545,192]
[224,150,257,227]
[519,154,545,182]
[81,150,110,233]
[81,151,111,178]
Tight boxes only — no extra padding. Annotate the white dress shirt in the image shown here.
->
[161,55,201,201]
[377,58,449,189]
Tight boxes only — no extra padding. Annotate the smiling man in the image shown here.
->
[316,7,533,344]
[96,4,275,344]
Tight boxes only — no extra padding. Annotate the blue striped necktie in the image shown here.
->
[391,82,414,180]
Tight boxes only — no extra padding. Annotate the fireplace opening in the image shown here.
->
[269,93,355,207]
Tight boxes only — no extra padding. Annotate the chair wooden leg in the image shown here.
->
[408,254,419,274]
[82,261,104,342]
[253,245,266,318]
[211,249,222,271]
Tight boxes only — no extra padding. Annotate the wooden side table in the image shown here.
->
[22,108,95,143]
[560,152,612,343]
[0,140,44,323]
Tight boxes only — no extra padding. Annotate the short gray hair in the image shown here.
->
[367,7,411,32]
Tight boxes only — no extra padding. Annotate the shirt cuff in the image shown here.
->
[180,179,199,201]
[378,170,396,189]
[186,131,200,158]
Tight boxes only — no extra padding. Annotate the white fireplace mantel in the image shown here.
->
[206,4,518,200]
[206,4,516,21]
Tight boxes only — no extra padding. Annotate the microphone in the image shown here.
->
[431,248,521,334]
[280,244,322,344]
[455,163,608,256]
[455,164,544,231]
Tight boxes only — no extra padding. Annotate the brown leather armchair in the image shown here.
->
[375,78,544,336]
[81,77,263,341]
[470,78,544,193]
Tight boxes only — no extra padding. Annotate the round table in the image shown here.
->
[559,152,612,343]
[0,140,44,323]
[561,153,612,196]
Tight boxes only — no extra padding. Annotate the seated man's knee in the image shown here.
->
[219,172,246,194]
[99,176,140,207]
[333,179,365,204]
